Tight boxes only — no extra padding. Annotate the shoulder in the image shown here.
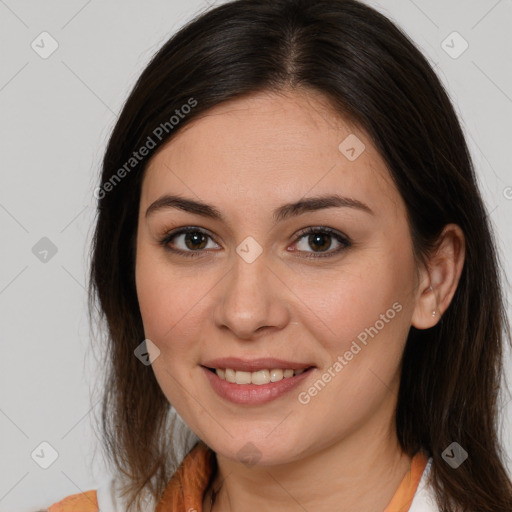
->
[45,476,130,512]
[47,490,98,512]
[45,476,156,511]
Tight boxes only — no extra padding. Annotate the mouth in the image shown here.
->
[200,360,316,405]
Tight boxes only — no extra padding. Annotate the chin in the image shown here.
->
[201,428,308,467]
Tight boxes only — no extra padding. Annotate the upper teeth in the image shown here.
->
[215,368,306,385]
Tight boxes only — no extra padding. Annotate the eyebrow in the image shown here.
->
[145,193,374,223]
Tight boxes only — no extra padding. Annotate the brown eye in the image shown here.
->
[306,232,331,252]
[182,231,208,250]
[160,227,219,257]
[292,227,351,258]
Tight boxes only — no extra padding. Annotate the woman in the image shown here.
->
[47,0,512,510]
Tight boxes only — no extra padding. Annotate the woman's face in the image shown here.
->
[135,89,422,465]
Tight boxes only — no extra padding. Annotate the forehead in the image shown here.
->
[141,89,402,221]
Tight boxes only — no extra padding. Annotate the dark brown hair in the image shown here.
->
[89,0,512,510]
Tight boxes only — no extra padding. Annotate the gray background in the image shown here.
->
[0,0,511,510]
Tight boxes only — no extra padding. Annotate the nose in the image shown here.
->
[212,249,290,340]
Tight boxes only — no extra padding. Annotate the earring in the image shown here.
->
[430,285,436,317]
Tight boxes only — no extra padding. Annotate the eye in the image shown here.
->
[160,227,219,257]
[291,227,351,258]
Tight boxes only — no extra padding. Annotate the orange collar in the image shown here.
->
[384,450,429,512]
[156,441,215,511]
[155,441,429,512]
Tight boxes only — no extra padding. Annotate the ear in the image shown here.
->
[411,224,465,329]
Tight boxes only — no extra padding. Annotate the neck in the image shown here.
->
[204,409,413,512]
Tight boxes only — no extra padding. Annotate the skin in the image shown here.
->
[135,88,465,512]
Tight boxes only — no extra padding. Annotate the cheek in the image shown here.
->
[290,253,413,438]
[135,243,215,366]
[304,253,413,340]
[135,248,205,409]
[136,243,187,349]
[293,240,415,367]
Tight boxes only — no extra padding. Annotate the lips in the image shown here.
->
[201,357,316,405]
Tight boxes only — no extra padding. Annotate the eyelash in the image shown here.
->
[158,226,351,259]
